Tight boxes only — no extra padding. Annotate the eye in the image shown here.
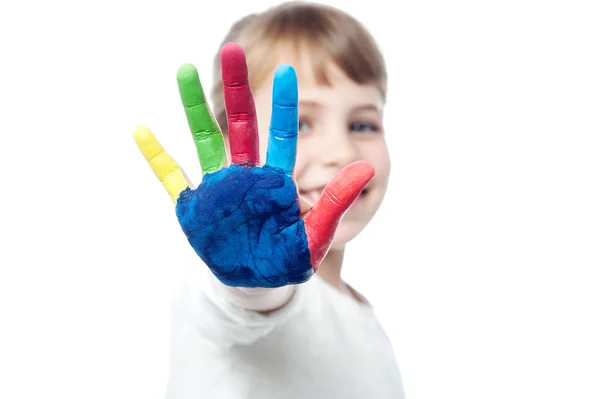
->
[299,119,311,132]
[349,122,380,133]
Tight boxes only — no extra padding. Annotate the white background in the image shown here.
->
[1,0,599,398]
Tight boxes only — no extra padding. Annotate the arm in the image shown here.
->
[209,277,296,314]
[169,265,301,348]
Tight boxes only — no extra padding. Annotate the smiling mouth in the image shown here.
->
[300,187,370,206]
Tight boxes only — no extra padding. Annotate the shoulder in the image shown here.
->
[344,282,371,306]
[306,275,375,314]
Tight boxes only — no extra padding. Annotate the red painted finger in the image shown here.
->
[303,160,376,270]
[220,42,260,166]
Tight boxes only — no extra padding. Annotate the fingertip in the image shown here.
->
[177,63,206,107]
[177,63,198,82]
[358,160,376,179]
[274,64,296,79]
[221,41,243,56]
[132,124,151,142]
[132,125,162,161]
[273,64,298,106]
[341,160,376,184]
[221,42,248,85]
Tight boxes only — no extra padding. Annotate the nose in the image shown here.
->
[319,126,359,168]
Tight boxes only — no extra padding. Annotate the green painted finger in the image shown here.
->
[177,64,226,175]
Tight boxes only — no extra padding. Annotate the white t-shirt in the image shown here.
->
[165,264,405,398]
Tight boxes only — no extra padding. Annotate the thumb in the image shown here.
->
[303,160,375,270]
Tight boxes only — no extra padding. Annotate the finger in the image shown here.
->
[303,161,375,269]
[133,124,190,204]
[177,64,226,175]
[220,42,260,166]
[265,64,298,176]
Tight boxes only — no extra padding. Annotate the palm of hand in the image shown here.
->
[177,164,312,287]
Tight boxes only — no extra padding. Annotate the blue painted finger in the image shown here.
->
[265,64,298,176]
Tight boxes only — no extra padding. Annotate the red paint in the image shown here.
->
[220,42,260,166]
[304,161,375,270]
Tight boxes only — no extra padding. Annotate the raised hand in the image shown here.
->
[133,43,374,288]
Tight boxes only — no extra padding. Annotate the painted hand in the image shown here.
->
[133,43,374,288]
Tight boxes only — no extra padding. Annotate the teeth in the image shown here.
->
[301,191,321,205]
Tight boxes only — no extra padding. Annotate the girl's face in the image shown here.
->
[249,53,391,248]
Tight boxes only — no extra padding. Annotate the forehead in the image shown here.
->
[277,47,383,109]
[250,44,383,112]
[296,63,383,110]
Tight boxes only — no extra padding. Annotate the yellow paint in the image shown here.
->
[133,124,188,204]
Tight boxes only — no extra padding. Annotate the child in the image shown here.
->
[133,2,404,398]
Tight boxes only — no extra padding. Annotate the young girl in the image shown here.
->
[133,2,404,398]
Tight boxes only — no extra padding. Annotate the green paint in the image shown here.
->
[177,64,226,175]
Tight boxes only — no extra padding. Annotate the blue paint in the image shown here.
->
[266,64,298,176]
[176,164,313,288]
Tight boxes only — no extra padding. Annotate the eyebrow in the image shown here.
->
[298,100,322,109]
[352,104,382,114]
[298,100,382,114]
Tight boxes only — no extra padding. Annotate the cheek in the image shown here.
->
[358,139,391,183]
[293,137,316,178]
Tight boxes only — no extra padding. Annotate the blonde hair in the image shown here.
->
[210,1,388,134]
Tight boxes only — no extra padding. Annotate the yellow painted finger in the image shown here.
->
[133,124,189,204]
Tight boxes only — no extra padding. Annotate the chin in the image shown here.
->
[329,218,367,250]
[328,188,385,250]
